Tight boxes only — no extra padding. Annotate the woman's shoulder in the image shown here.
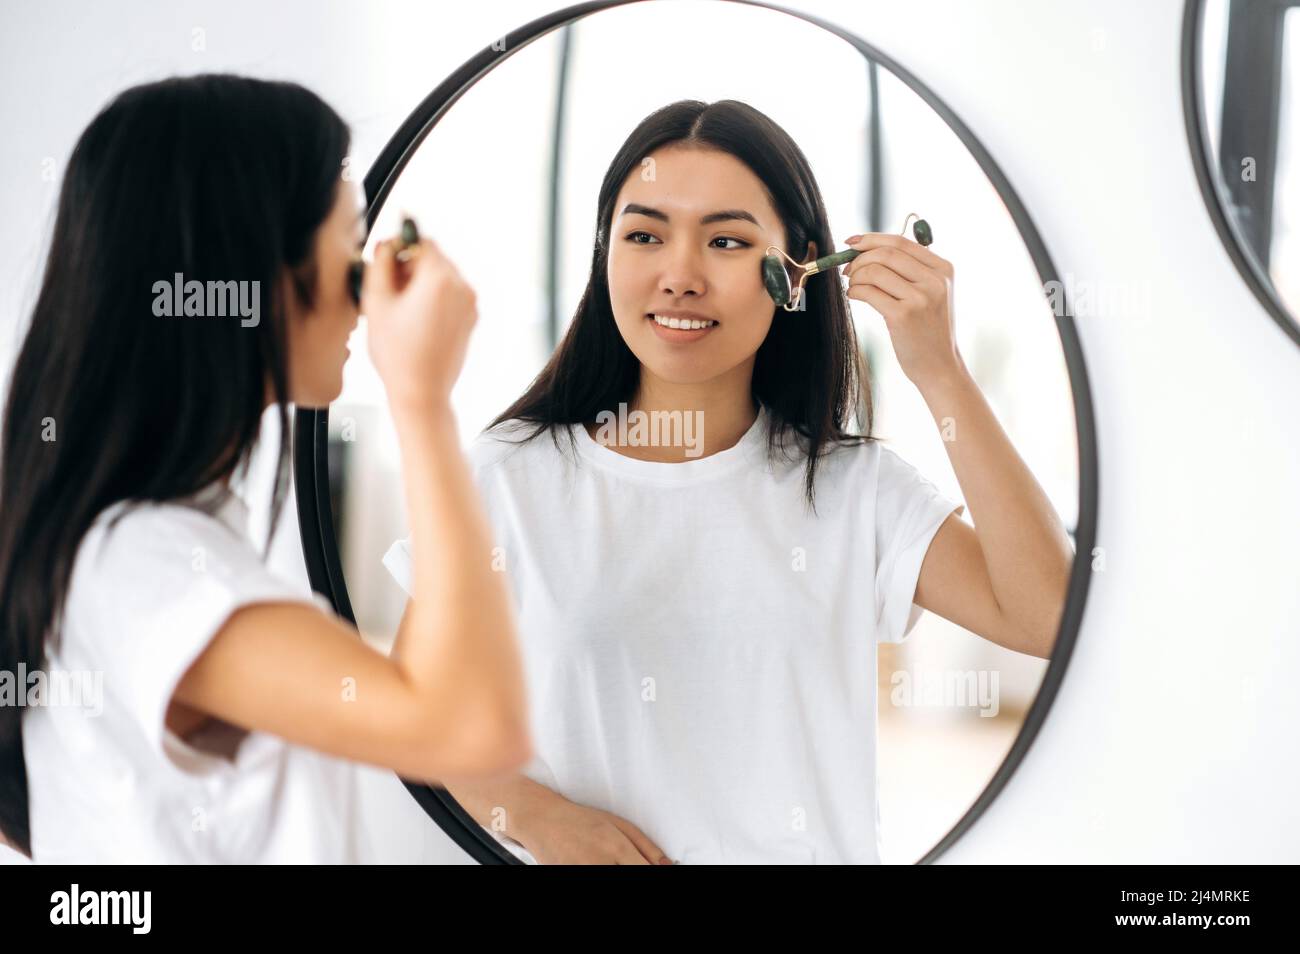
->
[55,494,260,666]
[806,430,920,472]
[802,431,959,512]
[823,437,943,496]
[77,499,192,570]
[66,490,279,624]
[78,493,245,567]
[868,440,937,487]
[764,418,881,472]
[63,488,326,651]
[469,418,579,475]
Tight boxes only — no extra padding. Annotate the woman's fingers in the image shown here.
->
[846,260,914,301]
[364,233,444,304]
[847,280,903,315]
[844,245,930,285]
[841,234,954,310]
[845,231,952,276]
[610,814,670,864]
[364,239,398,301]
[408,237,457,288]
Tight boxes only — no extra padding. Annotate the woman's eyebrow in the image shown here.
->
[620,203,760,227]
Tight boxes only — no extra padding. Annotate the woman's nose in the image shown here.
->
[658,247,707,297]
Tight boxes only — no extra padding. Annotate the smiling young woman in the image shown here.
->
[376,98,1071,864]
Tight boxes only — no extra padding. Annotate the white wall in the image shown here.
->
[1,0,1296,864]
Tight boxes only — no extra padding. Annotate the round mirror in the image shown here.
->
[297,0,1097,864]
[1183,0,1300,346]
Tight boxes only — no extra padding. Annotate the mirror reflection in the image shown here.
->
[330,1,1080,864]
[1194,0,1300,328]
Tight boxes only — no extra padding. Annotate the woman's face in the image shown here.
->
[282,176,365,408]
[605,144,809,389]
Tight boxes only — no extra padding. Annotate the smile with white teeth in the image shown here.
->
[649,314,718,329]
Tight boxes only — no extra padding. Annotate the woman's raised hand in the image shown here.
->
[363,234,478,409]
[841,232,962,391]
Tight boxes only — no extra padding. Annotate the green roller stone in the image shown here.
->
[400,216,420,247]
[400,216,419,247]
[762,254,791,305]
[912,219,933,246]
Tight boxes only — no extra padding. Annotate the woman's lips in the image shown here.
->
[645,313,718,343]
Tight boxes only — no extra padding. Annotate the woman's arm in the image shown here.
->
[912,357,1073,659]
[843,232,1073,659]
[384,396,534,768]
[172,238,533,779]
[440,772,561,846]
[172,404,533,779]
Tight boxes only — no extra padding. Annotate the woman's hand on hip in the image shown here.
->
[520,792,673,865]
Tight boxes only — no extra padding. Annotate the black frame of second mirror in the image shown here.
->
[294,0,1099,865]
[1181,0,1300,350]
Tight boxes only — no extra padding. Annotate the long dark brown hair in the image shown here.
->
[0,74,350,857]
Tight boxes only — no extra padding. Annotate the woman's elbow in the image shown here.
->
[471,713,534,774]
[412,706,533,779]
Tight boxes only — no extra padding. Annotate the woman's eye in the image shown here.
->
[624,232,751,250]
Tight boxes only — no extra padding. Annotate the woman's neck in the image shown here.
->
[589,367,759,463]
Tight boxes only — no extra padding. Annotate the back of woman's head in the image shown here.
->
[493,99,871,504]
[0,73,350,857]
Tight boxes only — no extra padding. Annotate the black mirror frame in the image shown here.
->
[1181,0,1300,350]
[294,0,1099,865]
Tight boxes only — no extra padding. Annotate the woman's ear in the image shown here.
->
[784,241,819,281]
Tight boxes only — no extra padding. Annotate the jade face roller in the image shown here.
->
[347,214,421,305]
[762,213,934,311]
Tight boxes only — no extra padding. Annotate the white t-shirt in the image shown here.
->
[383,403,964,864]
[22,483,362,863]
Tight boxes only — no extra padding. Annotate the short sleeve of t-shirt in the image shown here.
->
[65,499,330,774]
[873,444,966,645]
[382,535,414,597]
[381,426,526,598]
